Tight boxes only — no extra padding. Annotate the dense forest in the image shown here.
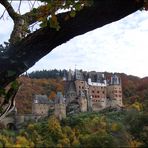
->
[0,105,147,147]
[28,69,68,79]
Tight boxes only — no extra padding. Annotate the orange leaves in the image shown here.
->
[50,14,60,31]
[48,91,56,99]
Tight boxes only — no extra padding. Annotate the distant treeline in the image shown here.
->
[28,69,68,79]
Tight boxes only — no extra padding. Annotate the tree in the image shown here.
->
[0,0,145,117]
[0,0,144,88]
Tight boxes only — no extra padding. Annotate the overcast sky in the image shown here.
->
[0,2,148,78]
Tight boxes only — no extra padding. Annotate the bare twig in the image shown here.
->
[0,10,6,20]
[17,0,22,14]
[29,0,37,10]
[0,0,19,21]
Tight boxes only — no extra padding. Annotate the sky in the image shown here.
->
[0,2,148,78]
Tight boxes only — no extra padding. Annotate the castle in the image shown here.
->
[54,69,123,119]
[0,70,123,128]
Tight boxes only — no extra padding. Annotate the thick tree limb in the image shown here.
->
[0,0,144,88]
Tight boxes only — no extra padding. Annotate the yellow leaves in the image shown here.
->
[27,123,35,131]
[50,14,60,31]
[111,123,122,132]
[130,102,143,111]
[71,138,80,147]
[48,116,62,137]
[37,0,93,30]
[15,136,30,147]
[129,139,142,148]
[14,144,22,148]
[58,137,70,147]
[0,135,12,147]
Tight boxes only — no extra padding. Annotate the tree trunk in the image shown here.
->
[0,0,144,88]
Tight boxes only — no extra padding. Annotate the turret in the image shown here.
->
[110,74,120,85]
[107,74,123,108]
[54,92,66,120]
[79,91,87,112]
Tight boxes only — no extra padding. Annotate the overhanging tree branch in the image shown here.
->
[0,0,144,88]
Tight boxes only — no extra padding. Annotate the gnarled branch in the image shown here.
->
[0,0,144,88]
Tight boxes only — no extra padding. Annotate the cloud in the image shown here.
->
[0,2,148,78]
[28,10,148,78]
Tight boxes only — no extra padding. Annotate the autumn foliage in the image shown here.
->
[15,76,64,114]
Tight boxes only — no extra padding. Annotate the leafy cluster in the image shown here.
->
[0,105,147,147]
[38,0,93,30]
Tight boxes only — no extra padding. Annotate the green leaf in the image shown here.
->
[75,3,82,11]
[70,10,76,18]
[11,80,19,90]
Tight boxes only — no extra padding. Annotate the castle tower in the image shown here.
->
[107,74,123,108]
[74,69,84,80]
[63,70,67,81]
[54,92,66,120]
[32,95,50,116]
[78,91,87,112]
[68,69,72,81]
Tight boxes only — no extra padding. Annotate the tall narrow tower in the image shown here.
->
[78,91,87,112]
[54,92,66,120]
[107,74,123,108]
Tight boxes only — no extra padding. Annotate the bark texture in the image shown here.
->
[0,0,144,88]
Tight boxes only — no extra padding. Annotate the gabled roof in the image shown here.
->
[34,95,53,104]
[64,81,76,94]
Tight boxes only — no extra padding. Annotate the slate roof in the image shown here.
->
[55,92,65,104]
[34,95,54,104]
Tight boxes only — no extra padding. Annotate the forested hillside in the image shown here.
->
[15,76,64,114]
[29,70,148,101]
[0,106,147,147]
[14,70,148,114]
[1,70,148,147]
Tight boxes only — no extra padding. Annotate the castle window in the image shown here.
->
[82,87,84,89]
[79,86,81,88]
[98,95,100,98]
[115,95,118,97]
[102,91,105,94]
[92,90,94,93]
[97,91,99,93]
